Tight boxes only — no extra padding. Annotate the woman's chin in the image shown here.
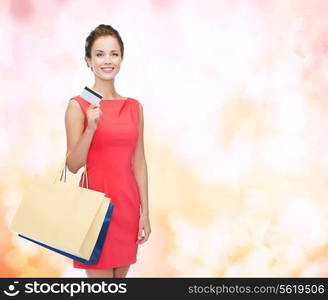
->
[96,73,116,80]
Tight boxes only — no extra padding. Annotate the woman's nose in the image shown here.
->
[105,55,112,63]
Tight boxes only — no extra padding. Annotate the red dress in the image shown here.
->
[69,96,141,269]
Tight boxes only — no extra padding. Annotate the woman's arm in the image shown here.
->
[132,103,149,216]
[132,102,151,244]
[64,100,96,173]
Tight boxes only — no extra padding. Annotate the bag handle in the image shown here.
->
[54,153,89,189]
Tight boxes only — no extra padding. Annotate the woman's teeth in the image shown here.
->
[101,67,114,73]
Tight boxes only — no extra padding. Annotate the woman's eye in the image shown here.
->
[96,53,118,56]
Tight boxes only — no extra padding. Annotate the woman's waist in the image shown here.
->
[81,166,135,179]
[78,168,136,188]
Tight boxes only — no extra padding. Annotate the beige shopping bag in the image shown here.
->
[10,155,111,260]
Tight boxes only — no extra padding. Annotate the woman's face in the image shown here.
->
[86,35,123,80]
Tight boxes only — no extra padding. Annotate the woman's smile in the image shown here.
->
[101,67,115,73]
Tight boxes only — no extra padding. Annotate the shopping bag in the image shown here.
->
[18,203,114,264]
[10,154,113,261]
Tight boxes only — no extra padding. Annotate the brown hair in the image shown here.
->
[85,24,124,60]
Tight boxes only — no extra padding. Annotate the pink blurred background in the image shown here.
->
[1,0,328,277]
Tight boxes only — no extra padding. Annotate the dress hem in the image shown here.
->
[72,259,137,270]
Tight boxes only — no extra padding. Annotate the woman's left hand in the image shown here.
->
[137,213,151,245]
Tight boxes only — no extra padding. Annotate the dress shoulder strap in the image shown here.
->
[128,98,141,124]
[69,95,90,116]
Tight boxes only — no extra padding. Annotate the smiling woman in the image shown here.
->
[64,24,151,278]
[84,25,124,92]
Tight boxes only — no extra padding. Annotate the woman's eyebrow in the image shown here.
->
[95,49,119,52]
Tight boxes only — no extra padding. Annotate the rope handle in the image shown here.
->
[54,152,89,189]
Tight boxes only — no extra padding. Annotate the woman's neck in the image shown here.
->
[92,84,120,99]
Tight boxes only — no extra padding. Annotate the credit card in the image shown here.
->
[79,86,103,104]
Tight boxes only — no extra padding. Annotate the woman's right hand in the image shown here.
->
[86,103,102,131]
